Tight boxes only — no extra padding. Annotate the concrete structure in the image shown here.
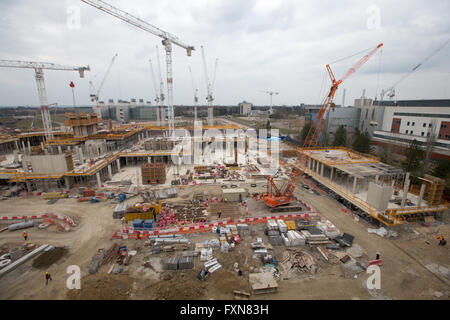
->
[23,153,72,174]
[297,147,447,226]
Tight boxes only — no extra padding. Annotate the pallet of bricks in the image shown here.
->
[141,162,166,185]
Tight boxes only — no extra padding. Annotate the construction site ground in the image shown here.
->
[0,180,449,300]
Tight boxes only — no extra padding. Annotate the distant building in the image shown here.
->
[301,104,360,135]
[99,99,157,122]
[238,101,252,115]
[356,98,385,136]
[369,99,450,160]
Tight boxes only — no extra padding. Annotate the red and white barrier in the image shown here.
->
[0,212,76,226]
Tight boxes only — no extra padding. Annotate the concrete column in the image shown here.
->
[308,158,311,170]
[64,176,70,189]
[41,142,44,150]
[418,183,426,207]
[25,181,31,192]
[315,161,319,173]
[391,179,395,187]
[116,158,121,171]
[21,141,26,153]
[27,140,31,154]
[58,146,62,154]
[330,167,334,181]
[401,173,410,208]
[44,148,48,155]
[108,165,112,179]
[78,146,84,162]
[96,172,101,189]
[147,156,151,163]
[352,176,357,194]
[68,146,71,152]
[375,175,379,184]
[14,140,19,150]
[320,163,324,176]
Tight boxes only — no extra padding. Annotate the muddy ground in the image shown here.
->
[0,180,449,300]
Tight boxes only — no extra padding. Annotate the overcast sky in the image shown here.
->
[0,0,449,108]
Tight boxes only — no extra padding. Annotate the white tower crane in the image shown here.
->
[89,53,117,118]
[379,38,450,101]
[155,46,165,126]
[201,46,218,127]
[148,58,161,126]
[80,0,194,136]
[0,60,89,140]
[260,90,279,115]
[188,66,199,123]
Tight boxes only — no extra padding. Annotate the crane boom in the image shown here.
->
[188,66,199,122]
[95,53,117,101]
[303,43,383,148]
[0,59,90,140]
[80,0,195,136]
[380,38,450,100]
[80,0,194,53]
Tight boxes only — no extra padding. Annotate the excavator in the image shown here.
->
[263,167,302,211]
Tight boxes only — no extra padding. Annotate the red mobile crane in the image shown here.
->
[263,43,383,208]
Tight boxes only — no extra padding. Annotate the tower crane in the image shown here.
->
[148,58,161,126]
[260,90,279,115]
[201,46,218,126]
[89,53,117,118]
[80,0,195,136]
[0,60,89,140]
[188,66,199,123]
[379,38,450,101]
[155,46,165,125]
[303,43,383,148]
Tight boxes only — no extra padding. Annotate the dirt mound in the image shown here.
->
[32,247,68,269]
[147,269,206,300]
[67,274,135,300]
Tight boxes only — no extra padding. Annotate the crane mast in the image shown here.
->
[379,38,450,101]
[90,53,117,118]
[201,46,218,126]
[188,66,199,123]
[260,90,279,115]
[0,59,89,140]
[80,0,194,136]
[303,43,383,148]
[149,58,161,126]
[155,46,165,126]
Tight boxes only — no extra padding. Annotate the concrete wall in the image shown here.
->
[366,182,393,212]
[26,154,68,174]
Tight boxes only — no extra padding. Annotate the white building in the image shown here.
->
[370,100,450,159]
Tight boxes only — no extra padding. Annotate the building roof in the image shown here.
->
[373,99,450,107]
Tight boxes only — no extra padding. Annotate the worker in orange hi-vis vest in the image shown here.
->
[23,232,28,241]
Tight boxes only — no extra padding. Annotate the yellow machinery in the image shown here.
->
[124,201,161,222]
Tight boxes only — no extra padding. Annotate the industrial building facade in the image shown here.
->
[368,100,450,159]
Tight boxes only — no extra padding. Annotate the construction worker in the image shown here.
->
[375,252,380,260]
[23,232,28,241]
[45,272,52,285]
[218,211,222,219]
[438,236,447,246]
